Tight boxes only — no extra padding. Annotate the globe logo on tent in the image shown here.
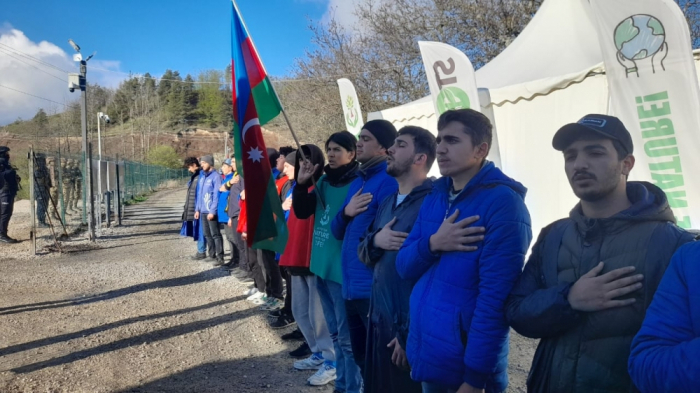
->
[436,87,471,114]
[613,14,668,77]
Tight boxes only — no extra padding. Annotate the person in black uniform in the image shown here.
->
[34,153,51,228]
[0,146,20,243]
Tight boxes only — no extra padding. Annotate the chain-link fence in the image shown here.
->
[27,148,188,253]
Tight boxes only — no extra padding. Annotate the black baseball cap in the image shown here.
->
[552,114,634,155]
[0,146,9,156]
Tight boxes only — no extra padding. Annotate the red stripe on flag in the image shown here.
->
[242,37,266,88]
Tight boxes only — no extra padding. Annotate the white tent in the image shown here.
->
[368,0,700,235]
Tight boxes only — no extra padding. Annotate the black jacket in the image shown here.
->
[227,175,244,219]
[0,158,19,197]
[505,182,695,393]
[182,169,200,221]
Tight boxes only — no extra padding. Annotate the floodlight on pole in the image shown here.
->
[68,39,81,53]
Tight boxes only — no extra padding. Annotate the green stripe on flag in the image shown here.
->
[252,77,282,126]
[252,174,288,253]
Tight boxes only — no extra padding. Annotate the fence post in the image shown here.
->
[28,148,36,255]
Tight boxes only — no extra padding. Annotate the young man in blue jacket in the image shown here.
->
[216,158,235,267]
[331,119,398,374]
[505,115,695,393]
[396,109,532,393]
[629,240,699,393]
[195,155,224,265]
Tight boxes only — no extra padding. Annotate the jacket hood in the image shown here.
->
[433,161,528,200]
[571,181,676,228]
[295,144,325,182]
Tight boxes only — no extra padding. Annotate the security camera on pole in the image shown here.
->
[67,39,96,241]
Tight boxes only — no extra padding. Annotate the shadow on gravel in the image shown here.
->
[10,304,257,374]
[0,269,229,316]
[0,296,245,357]
[115,353,334,393]
[99,229,179,240]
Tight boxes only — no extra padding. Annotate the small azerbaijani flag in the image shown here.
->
[230,0,288,253]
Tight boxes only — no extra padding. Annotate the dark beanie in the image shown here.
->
[267,148,280,168]
[325,131,357,153]
[201,155,214,166]
[285,151,297,166]
[363,119,398,149]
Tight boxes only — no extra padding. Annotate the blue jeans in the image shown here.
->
[316,276,362,393]
[197,219,206,253]
[421,382,456,393]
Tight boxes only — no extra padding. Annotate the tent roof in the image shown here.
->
[368,0,606,121]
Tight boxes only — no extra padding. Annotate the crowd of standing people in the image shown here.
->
[180,109,699,393]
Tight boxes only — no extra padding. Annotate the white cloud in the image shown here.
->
[0,27,126,125]
[321,0,362,29]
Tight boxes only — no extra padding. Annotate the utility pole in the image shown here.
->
[68,39,96,241]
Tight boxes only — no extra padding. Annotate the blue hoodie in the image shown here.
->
[195,169,222,215]
[629,241,700,393]
[396,161,532,392]
[331,159,398,300]
[217,172,233,223]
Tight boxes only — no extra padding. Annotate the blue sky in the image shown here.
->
[0,0,357,124]
[2,0,328,78]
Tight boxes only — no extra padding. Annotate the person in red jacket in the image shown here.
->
[279,144,337,387]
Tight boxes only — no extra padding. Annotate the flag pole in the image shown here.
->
[232,0,324,208]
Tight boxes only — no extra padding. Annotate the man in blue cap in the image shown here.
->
[506,114,695,393]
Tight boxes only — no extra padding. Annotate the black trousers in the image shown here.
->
[364,314,422,393]
[225,217,248,270]
[0,193,14,236]
[247,247,267,293]
[281,267,293,318]
[346,298,371,375]
[35,187,49,224]
[260,249,284,300]
[201,215,223,259]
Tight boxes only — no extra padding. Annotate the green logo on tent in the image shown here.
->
[613,14,667,76]
[345,96,360,128]
[436,87,471,114]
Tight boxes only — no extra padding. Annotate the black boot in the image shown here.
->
[0,234,19,244]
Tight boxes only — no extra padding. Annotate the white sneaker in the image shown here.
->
[260,297,283,311]
[250,294,268,305]
[246,291,265,302]
[294,352,324,370]
[243,287,259,297]
[307,361,337,386]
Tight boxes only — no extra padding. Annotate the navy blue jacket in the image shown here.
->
[358,179,433,348]
[396,162,532,392]
[629,241,700,393]
[505,182,695,393]
[331,159,398,300]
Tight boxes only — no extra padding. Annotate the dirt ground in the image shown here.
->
[0,188,537,393]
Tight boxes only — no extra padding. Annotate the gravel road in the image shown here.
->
[0,187,536,393]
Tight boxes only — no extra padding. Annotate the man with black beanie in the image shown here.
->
[331,119,399,375]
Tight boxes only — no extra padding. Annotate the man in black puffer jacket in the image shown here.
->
[505,115,695,393]
[181,157,206,259]
[0,146,20,243]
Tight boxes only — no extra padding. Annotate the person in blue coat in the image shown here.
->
[331,119,398,374]
[216,158,235,267]
[396,109,532,393]
[195,155,223,265]
[629,241,700,393]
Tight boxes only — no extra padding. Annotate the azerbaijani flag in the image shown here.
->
[230,0,287,253]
